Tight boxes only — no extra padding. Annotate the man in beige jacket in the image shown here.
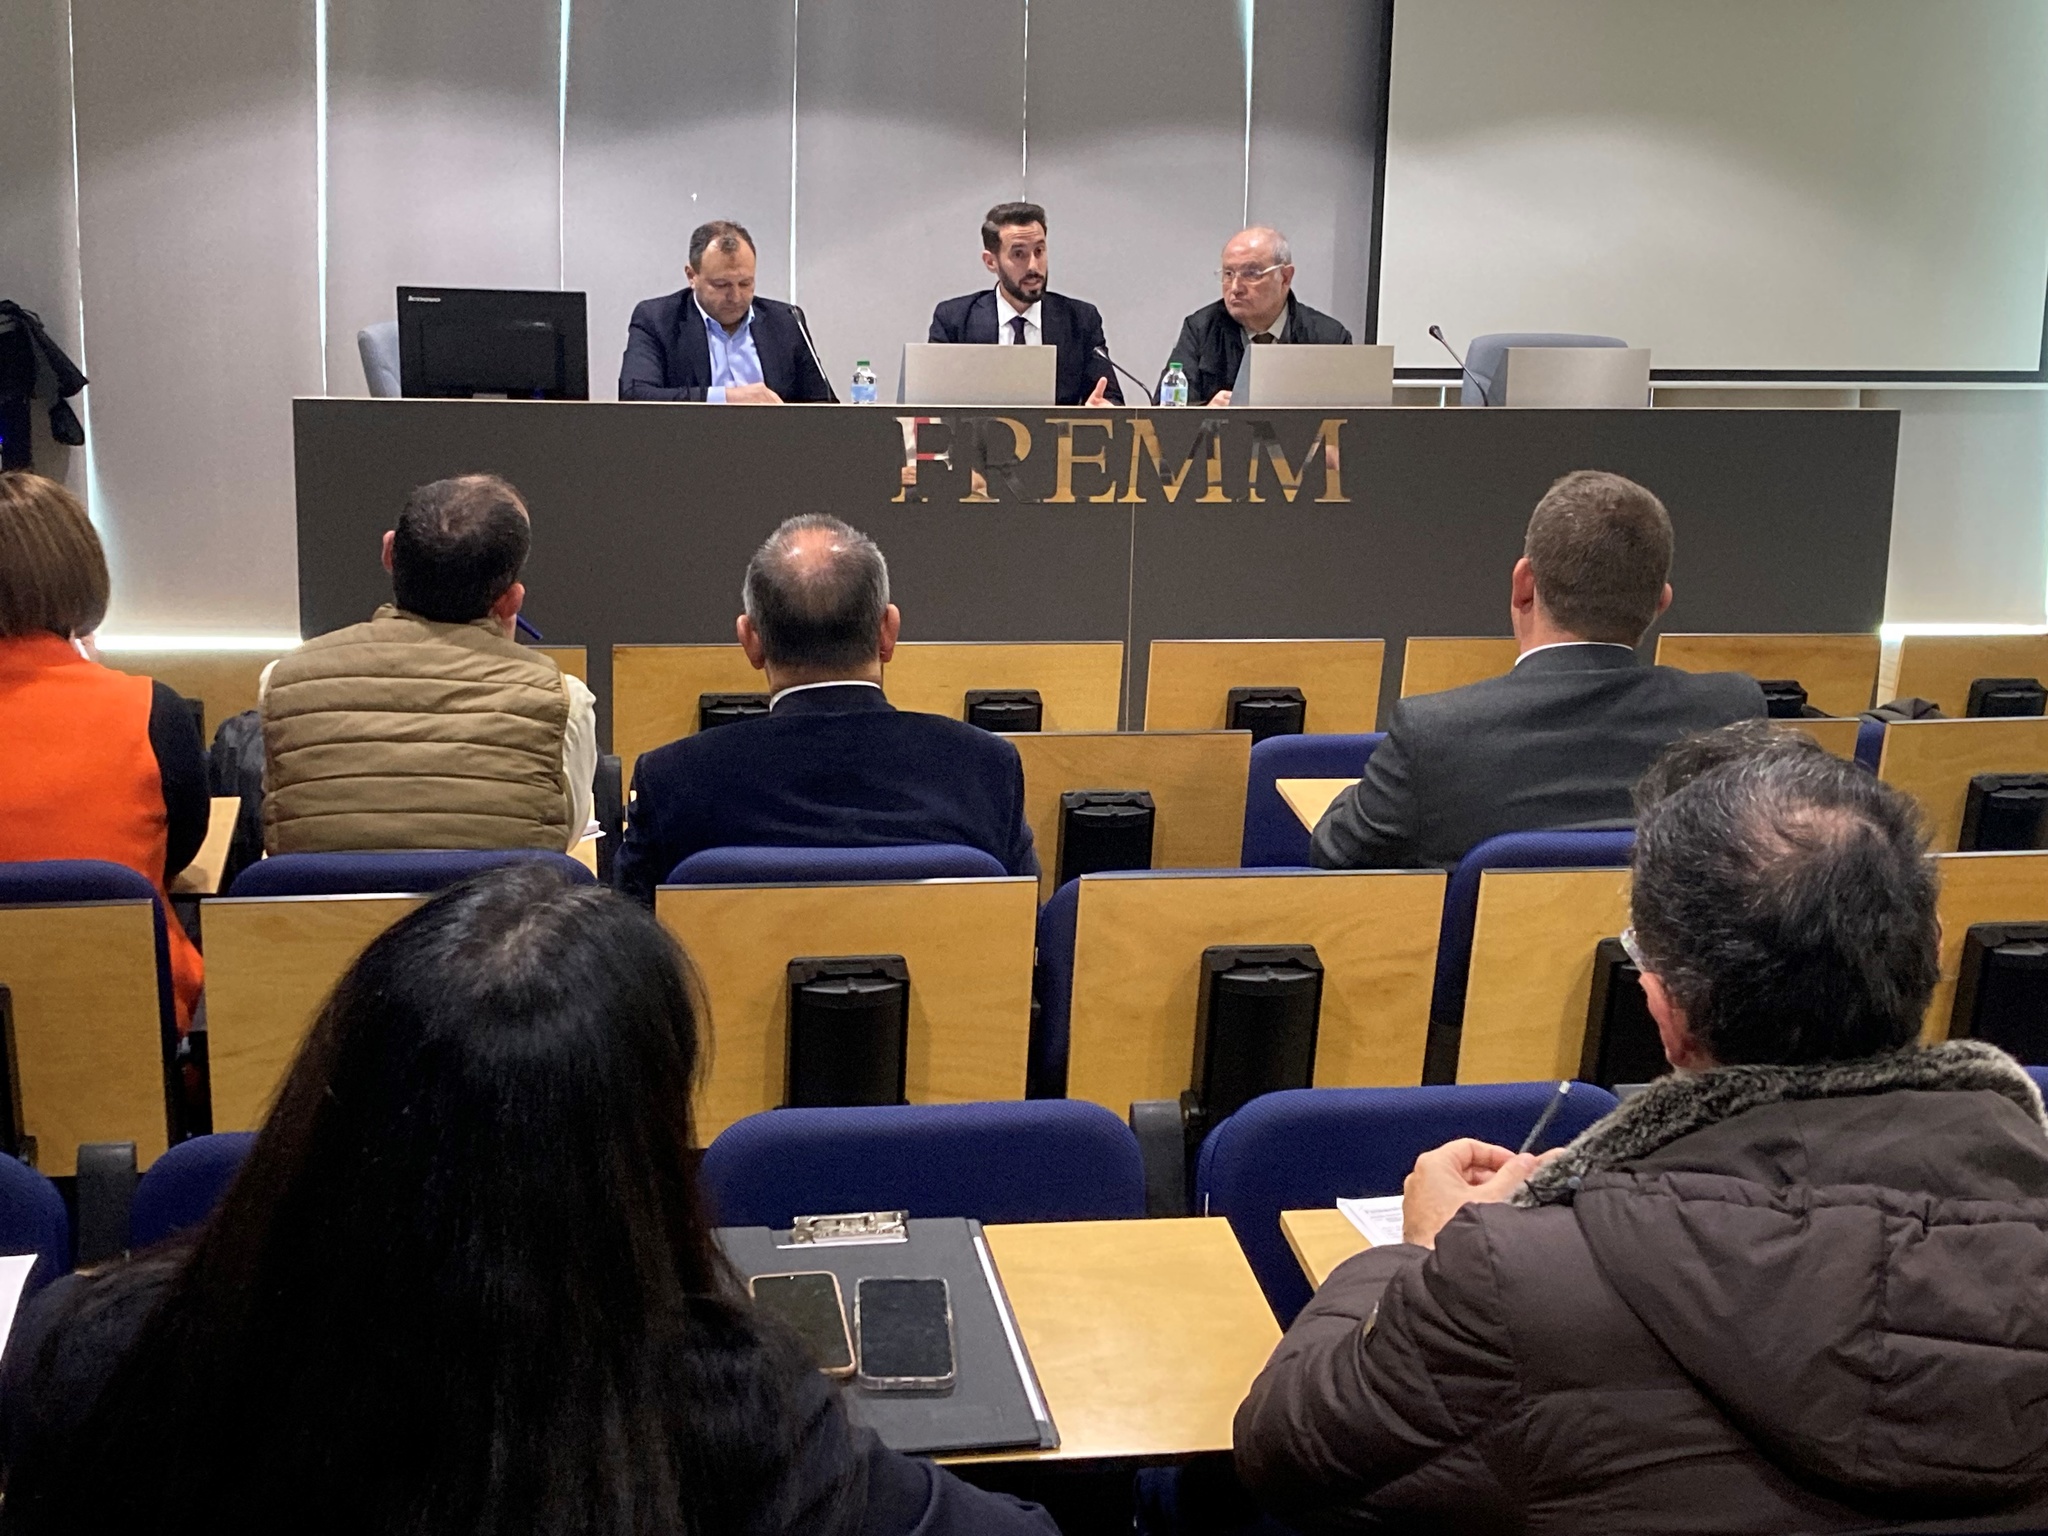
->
[259,473,595,855]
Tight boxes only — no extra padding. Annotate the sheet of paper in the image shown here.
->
[1336,1195,1407,1248]
[0,1253,39,1355]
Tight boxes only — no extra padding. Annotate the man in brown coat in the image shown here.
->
[1236,733,2048,1533]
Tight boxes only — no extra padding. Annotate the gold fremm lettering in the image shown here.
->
[891,415,1348,504]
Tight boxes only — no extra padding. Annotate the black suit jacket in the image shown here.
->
[1310,645,1766,870]
[1163,292,1354,405]
[617,288,836,403]
[616,683,1038,902]
[926,290,1123,406]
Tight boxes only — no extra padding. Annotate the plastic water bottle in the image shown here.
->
[849,359,878,405]
[1159,361,1190,407]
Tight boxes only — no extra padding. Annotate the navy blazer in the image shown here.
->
[926,290,1123,407]
[616,683,1038,903]
[618,288,836,403]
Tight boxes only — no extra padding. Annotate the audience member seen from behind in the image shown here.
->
[259,473,596,856]
[1311,469,1764,870]
[1240,735,2048,1532]
[617,515,1038,902]
[0,471,206,1030]
[0,865,1057,1536]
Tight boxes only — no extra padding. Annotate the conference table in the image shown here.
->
[293,400,1897,744]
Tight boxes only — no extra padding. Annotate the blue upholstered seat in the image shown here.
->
[1241,733,1385,868]
[130,1131,256,1249]
[700,1100,1145,1229]
[666,843,1006,886]
[1196,1081,1619,1321]
[0,1153,72,1295]
[227,848,594,898]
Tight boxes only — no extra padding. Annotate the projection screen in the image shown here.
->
[1375,0,2048,378]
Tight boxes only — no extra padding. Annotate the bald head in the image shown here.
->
[740,515,894,676]
[1220,226,1294,332]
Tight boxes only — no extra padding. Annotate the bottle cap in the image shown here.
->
[856,359,870,367]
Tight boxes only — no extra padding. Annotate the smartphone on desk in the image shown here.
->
[854,1276,956,1393]
[749,1271,856,1379]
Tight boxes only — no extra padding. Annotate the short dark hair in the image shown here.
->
[1630,750,1938,1066]
[1632,718,1829,818]
[1524,470,1674,645]
[742,514,890,672]
[982,201,1047,253]
[688,219,755,269]
[390,474,531,624]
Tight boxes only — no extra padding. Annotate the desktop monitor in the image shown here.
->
[396,287,589,400]
[897,342,1056,406]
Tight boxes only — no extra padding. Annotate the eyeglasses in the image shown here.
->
[1618,926,1647,971]
[1216,263,1285,287]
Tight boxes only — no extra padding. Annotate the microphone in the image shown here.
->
[790,303,840,403]
[1428,325,1489,405]
[1093,345,1157,407]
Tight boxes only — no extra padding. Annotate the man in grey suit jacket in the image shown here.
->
[1311,471,1766,871]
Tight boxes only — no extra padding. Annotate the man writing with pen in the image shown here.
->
[1234,722,2048,1533]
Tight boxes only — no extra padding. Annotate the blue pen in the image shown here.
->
[515,613,544,642]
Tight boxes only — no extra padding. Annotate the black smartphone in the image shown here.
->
[748,1271,856,1378]
[854,1276,956,1392]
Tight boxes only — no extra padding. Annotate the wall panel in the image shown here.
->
[564,0,796,401]
[793,0,1023,404]
[1024,0,1247,393]
[70,0,319,636]
[324,0,562,395]
[1246,0,1384,340]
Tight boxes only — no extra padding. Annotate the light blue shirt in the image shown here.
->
[702,303,763,403]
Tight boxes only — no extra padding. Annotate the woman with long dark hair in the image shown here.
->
[0,866,1055,1536]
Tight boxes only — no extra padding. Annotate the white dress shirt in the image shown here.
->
[768,679,885,709]
[1512,641,1636,668]
[995,291,1044,345]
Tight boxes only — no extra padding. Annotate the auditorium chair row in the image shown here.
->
[4,843,2045,1190]
[125,629,2048,765]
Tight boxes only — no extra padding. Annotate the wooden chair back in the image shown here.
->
[1398,637,1518,698]
[1655,633,1879,717]
[1877,719,2048,851]
[1143,639,1383,731]
[1456,867,1634,1083]
[883,641,1124,729]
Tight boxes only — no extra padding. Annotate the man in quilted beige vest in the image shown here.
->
[260,474,595,855]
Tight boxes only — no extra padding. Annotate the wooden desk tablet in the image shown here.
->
[611,644,764,785]
[170,797,243,895]
[204,894,423,1131]
[107,648,285,733]
[0,901,168,1174]
[1773,716,1862,759]
[883,641,1124,731]
[656,877,1037,1138]
[1655,633,1879,718]
[1063,869,1446,1110]
[1925,851,2048,1043]
[531,644,587,683]
[1877,718,2048,851]
[961,1218,1281,1465]
[1457,867,1634,1083]
[1281,1208,1371,1289]
[1888,634,2048,716]
[1142,639,1384,732]
[1276,776,1357,833]
[1398,637,1519,698]
[1009,731,1251,900]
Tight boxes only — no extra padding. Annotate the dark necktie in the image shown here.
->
[1010,314,1028,344]
[1251,332,1276,344]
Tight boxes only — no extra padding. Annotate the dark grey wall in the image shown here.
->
[296,400,1897,742]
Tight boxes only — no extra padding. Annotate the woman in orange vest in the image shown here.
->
[0,471,207,1031]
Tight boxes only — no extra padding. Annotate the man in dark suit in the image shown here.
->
[1311,470,1766,871]
[1164,226,1353,405]
[926,202,1122,407]
[616,515,1037,903]
[617,219,835,403]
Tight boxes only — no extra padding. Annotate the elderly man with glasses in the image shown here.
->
[1158,226,1353,406]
